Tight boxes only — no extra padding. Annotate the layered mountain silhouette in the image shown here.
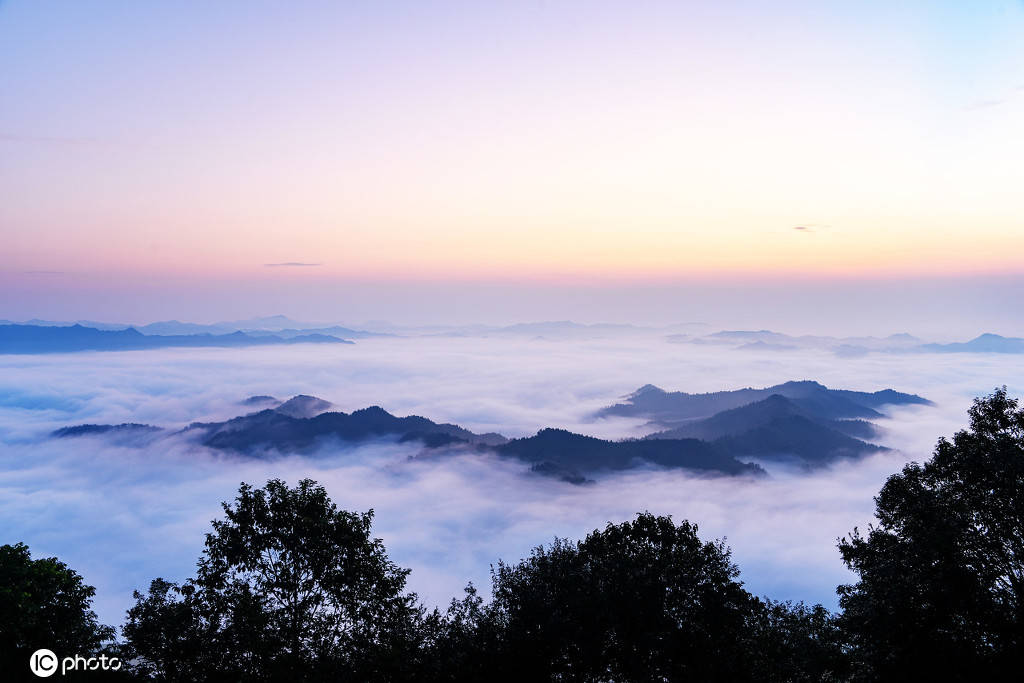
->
[645,395,884,465]
[51,381,928,480]
[0,324,352,354]
[497,429,763,482]
[240,395,281,407]
[918,333,1024,354]
[269,395,336,418]
[51,395,764,482]
[50,422,165,446]
[8,317,1022,354]
[599,381,930,424]
[52,423,162,438]
[185,404,508,452]
[646,394,877,440]
[598,381,931,467]
[673,328,1024,356]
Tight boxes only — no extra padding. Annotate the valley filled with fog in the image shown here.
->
[1,333,1020,628]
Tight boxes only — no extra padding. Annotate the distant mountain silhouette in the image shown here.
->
[708,330,795,343]
[186,403,508,453]
[711,414,884,465]
[273,395,334,418]
[672,329,926,356]
[241,395,280,407]
[50,381,931,479]
[737,341,797,351]
[497,428,764,481]
[644,395,886,465]
[51,423,164,446]
[646,394,873,439]
[0,318,130,331]
[241,326,392,340]
[134,315,389,339]
[51,395,764,481]
[597,381,931,467]
[52,423,162,438]
[0,324,352,354]
[222,314,316,329]
[918,333,1024,354]
[189,403,763,478]
[598,380,931,425]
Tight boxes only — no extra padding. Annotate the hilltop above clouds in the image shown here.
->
[50,377,930,482]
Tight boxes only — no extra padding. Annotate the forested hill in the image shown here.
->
[598,380,931,424]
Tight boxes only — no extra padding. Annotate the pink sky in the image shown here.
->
[1,1,1023,330]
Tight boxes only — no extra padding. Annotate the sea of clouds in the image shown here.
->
[1,335,1021,630]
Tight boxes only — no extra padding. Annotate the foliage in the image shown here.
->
[0,542,115,679]
[839,387,1024,681]
[746,600,849,683]
[122,479,426,682]
[430,513,846,682]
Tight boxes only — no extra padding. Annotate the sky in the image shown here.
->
[1,1,1023,329]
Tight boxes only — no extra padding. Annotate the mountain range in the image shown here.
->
[673,329,1024,356]
[918,333,1024,354]
[598,381,931,466]
[50,379,931,481]
[0,324,352,354]
[598,381,930,423]
[51,394,764,482]
[4,315,1024,354]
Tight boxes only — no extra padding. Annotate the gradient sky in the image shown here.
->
[1,1,1023,330]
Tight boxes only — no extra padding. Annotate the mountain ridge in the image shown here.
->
[51,396,764,481]
[0,324,353,354]
[598,380,931,425]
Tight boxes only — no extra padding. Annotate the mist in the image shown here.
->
[1,335,1021,630]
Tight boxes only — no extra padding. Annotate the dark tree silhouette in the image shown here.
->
[429,513,845,682]
[745,599,849,683]
[0,542,115,679]
[122,479,427,682]
[839,387,1024,681]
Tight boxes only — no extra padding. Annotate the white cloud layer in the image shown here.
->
[1,336,1022,630]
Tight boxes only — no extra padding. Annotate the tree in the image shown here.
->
[435,513,845,682]
[123,479,427,682]
[745,599,849,683]
[838,387,1024,681]
[0,542,115,679]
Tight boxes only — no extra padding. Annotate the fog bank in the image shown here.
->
[1,336,1020,628]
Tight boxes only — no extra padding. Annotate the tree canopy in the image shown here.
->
[0,542,114,678]
[122,478,426,682]
[432,513,845,682]
[839,387,1024,681]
